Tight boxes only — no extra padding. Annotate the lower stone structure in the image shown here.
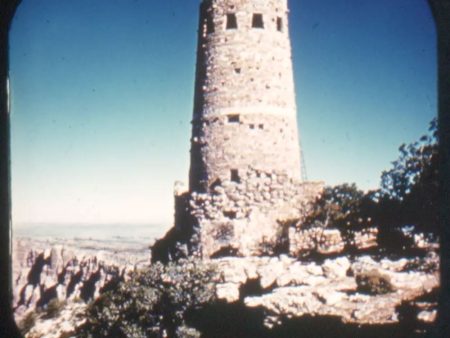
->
[289,227,379,257]
[171,168,323,258]
[289,227,345,256]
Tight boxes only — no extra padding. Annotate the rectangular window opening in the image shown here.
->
[230,169,240,183]
[223,210,237,219]
[277,17,283,32]
[252,13,264,28]
[207,16,215,34]
[227,114,240,123]
[258,124,264,130]
[226,13,238,29]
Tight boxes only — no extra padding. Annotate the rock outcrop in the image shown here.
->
[213,253,439,327]
[12,239,149,322]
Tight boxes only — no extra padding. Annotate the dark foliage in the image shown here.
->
[355,270,394,295]
[42,299,66,319]
[303,183,370,231]
[302,119,438,252]
[75,259,217,338]
[376,118,439,235]
[18,311,38,336]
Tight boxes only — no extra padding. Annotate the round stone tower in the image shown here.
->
[189,0,302,193]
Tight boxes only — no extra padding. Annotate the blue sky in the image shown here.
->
[9,0,436,226]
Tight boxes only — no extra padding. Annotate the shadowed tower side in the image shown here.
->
[189,0,302,193]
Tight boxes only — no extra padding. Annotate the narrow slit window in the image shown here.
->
[276,17,283,32]
[228,114,240,123]
[226,13,238,29]
[231,169,240,183]
[207,15,215,34]
[252,13,264,28]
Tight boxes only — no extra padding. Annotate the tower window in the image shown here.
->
[277,17,283,32]
[252,14,264,28]
[258,124,264,130]
[227,114,240,123]
[223,210,237,219]
[206,16,215,34]
[226,13,238,29]
[230,169,240,183]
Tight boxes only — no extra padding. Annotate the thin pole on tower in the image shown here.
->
[298,135,308,181]
[300,141,308,181]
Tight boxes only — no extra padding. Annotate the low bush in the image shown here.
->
[75,258,217,338]
[18,311,38,335]
[43,298,66,319]
[355,270,394,295]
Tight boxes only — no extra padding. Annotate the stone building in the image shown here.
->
[190,0,302,192]
[153,0,323,261]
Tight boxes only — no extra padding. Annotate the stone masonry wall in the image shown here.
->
[190,0,301,191]
[184,168,323,257]
[190,113,301,192]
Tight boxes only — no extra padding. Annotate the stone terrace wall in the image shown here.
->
[184,168,323,257]
[288,227,379,257]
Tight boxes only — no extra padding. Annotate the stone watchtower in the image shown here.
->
[154,0,322,261]
[190,0,302,193]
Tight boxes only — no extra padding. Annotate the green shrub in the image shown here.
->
[75,258,217,338]
[301,119,438,243]
[43,299,66,319]
[18,311,38,335]
[377,118,438,235]
[356,270,394,295]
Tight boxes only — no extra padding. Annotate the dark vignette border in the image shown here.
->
[0,1,448,337]
[428,1,450,337]
[1,1,22,337]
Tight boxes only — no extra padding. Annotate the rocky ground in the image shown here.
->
[12,234,439,338]
[215,253,438,327]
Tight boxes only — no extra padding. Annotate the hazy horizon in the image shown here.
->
[9,0,436,225]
